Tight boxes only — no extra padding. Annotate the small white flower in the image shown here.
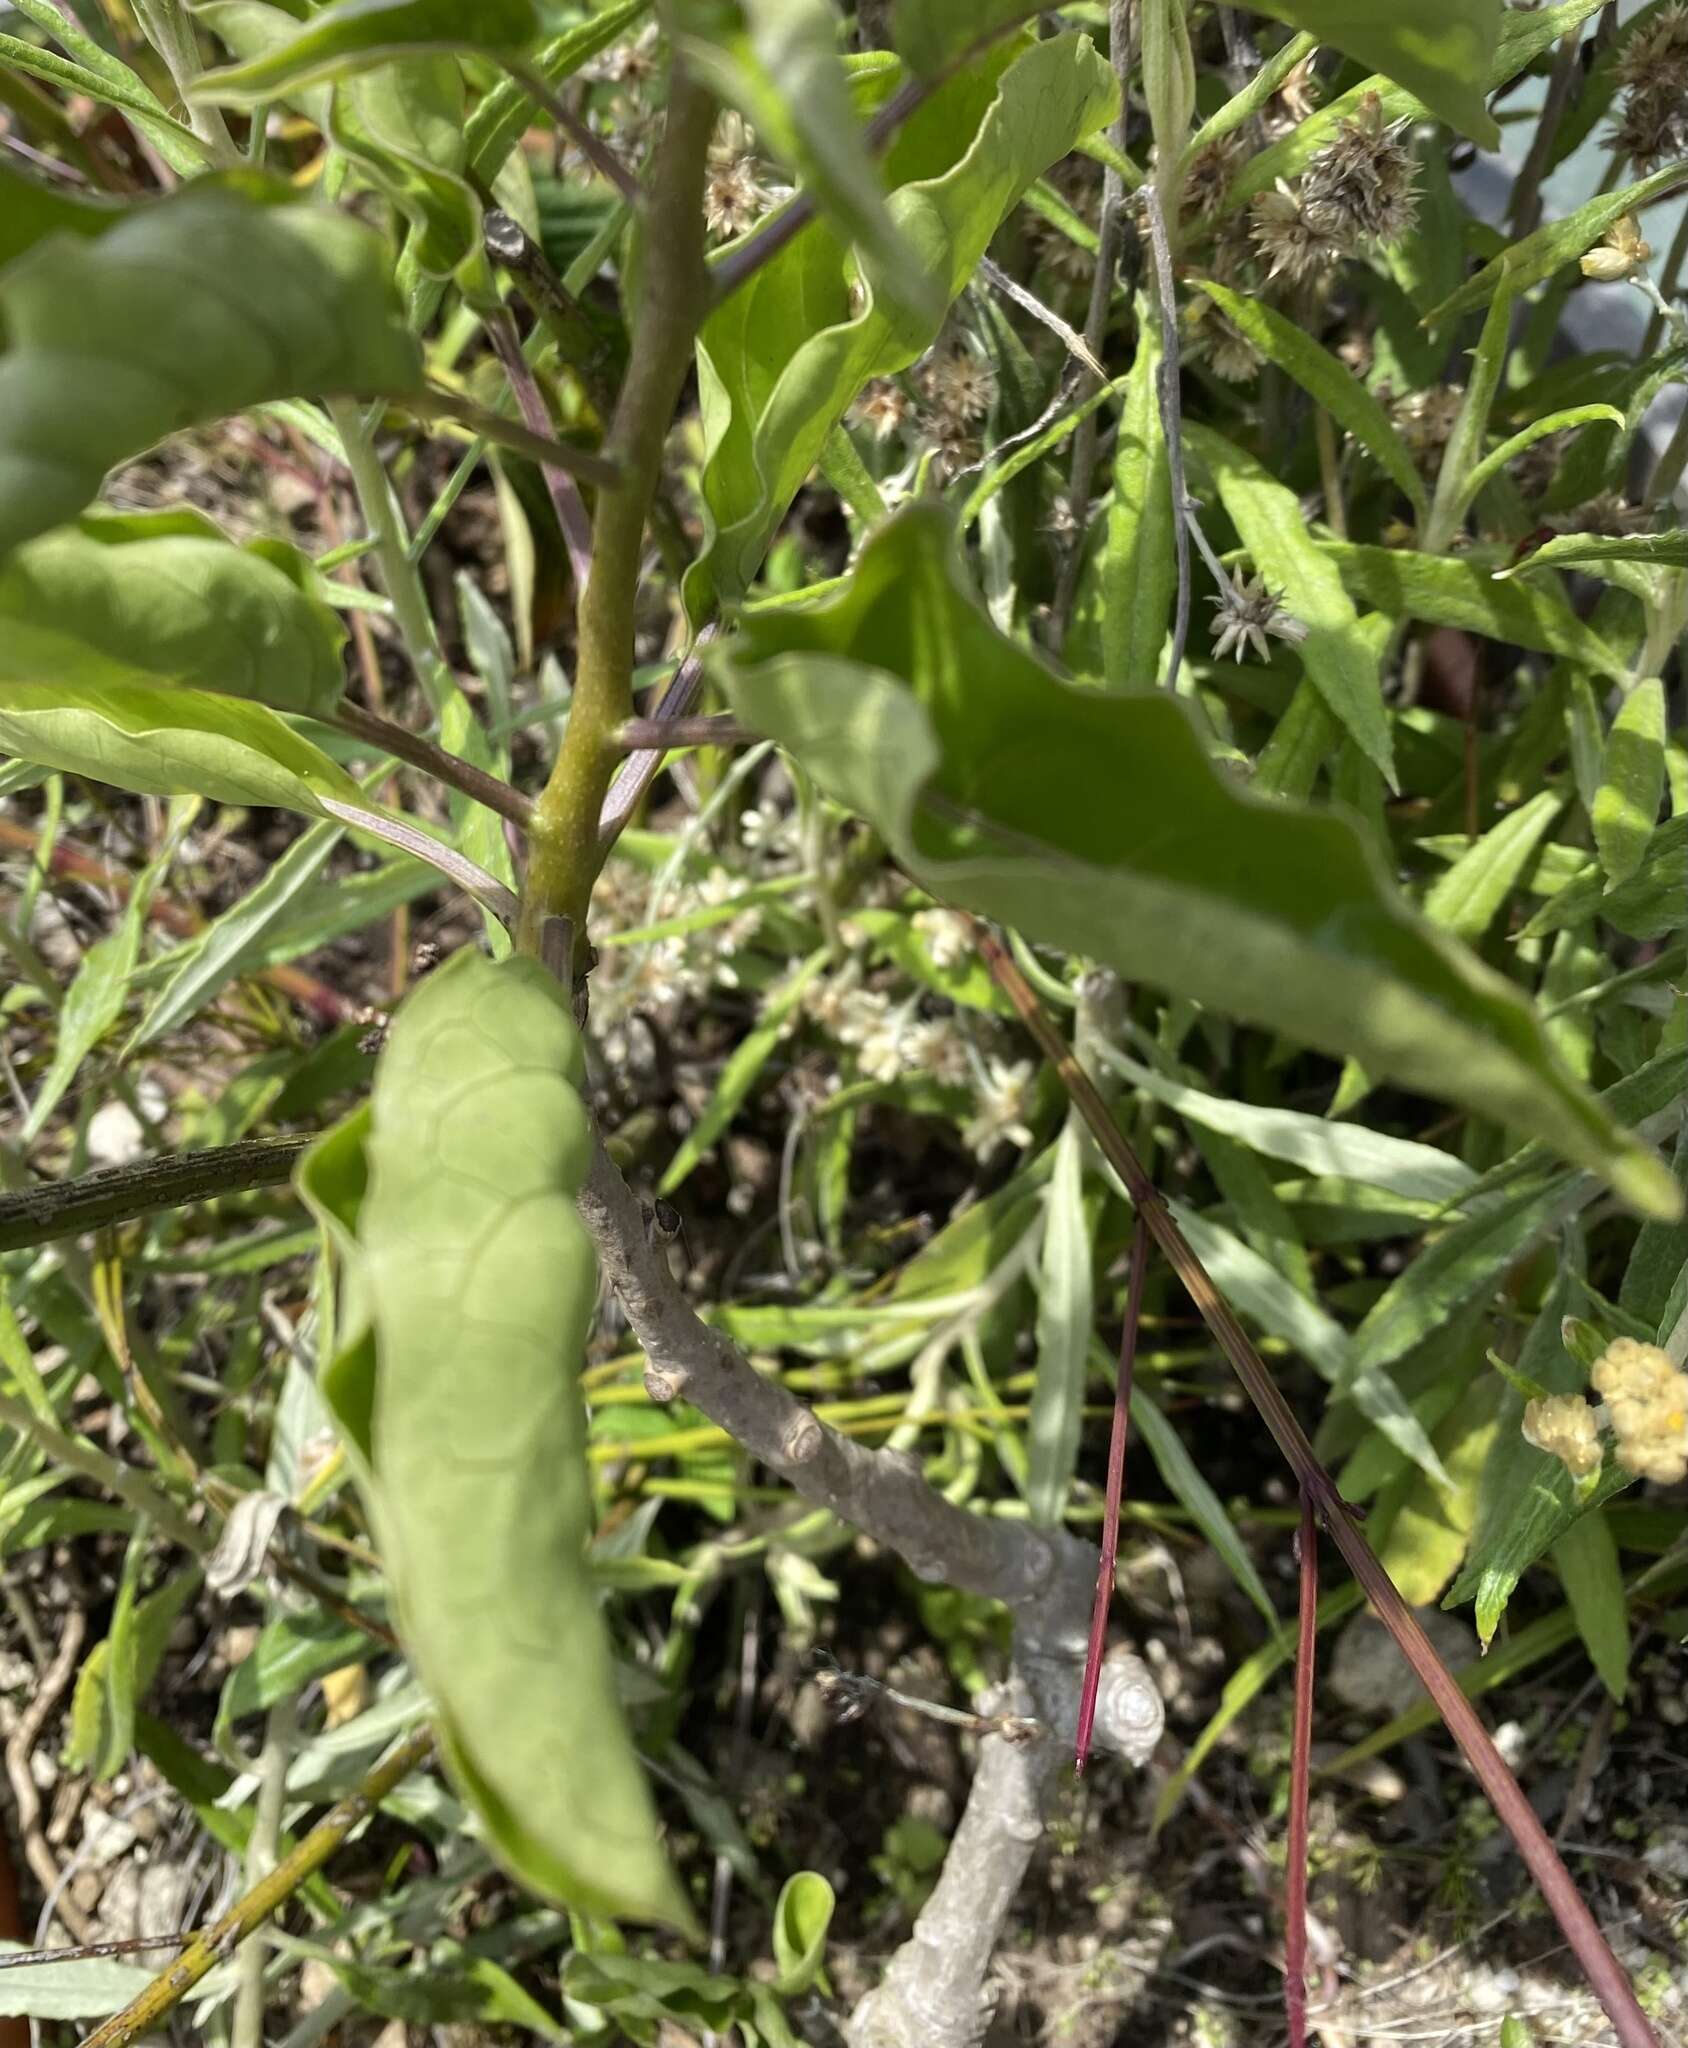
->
[740,801,796,855]
[963,1057,1037,1157]
[857,1017,909,1082]
[912,908,971,971]
[907,1018,970,1089]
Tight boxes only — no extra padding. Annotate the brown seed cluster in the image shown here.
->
[1612,2,1688,171]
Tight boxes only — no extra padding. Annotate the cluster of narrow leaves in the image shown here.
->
[0,0,1686,2039]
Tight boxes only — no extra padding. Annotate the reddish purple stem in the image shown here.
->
[1074,1214,1149,1775]
[1284,1490,1318,2048]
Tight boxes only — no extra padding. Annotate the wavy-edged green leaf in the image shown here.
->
[1191,280,1426,517]
[1027,1123,1093,1525]
[1594,677,1667,889]
[1319,543,1627,678]
[194,0,543,99]
[360,950,690,1929]
[0,177,420,556]
[1094,1041,1475,1204]
[1238,0,1502,146]
[0,510,346,715]
[1426,161,1688,327]
[1499,527,1688,581]
[1188,425,1394,781]
[688,30,1114,612]
[1222,0,1605,213]
[720,504,1679,1217]
[1422,789,1563,943]
[684,0,942,327]
[0,683,358,815]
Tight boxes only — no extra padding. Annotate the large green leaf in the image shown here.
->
[0,510,346,715]
[889,0,1038,74]
[687,30,1114,612]
[0,177,420,556]
[0,684,358,815]
[1319,544,1627,678]
[0,157,121,268]
[194,0,543,98]
[1237,0,1502,146]
[358,950,691,1930]
[718,504,1678,1218]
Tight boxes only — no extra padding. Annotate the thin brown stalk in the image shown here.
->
[973,924,1659,2048]
[481,306,595,592]
[330,702,534,829]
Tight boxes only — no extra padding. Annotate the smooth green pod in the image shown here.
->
[358,950,690,1931]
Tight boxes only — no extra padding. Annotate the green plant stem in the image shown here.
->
[0,1391,202,1553]
[518,63,715,958]
[76,1726,436,2048]
[131,0,239,166]
[0,1137,309,1253]
[326,397,449,712]
[233,1695,296,2048]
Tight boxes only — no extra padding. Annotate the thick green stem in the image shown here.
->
[517,66,715,958]
[327,397,450,713]
[132,0,240,166]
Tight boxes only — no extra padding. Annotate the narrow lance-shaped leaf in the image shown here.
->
[719,504,1680,1218]
[1095,299,1175,689]
[0,510,346,716]
[1190,280,1427,517]
[358,951,692,1930]
[1027,1123,1094,1525]
[1455,403,1625,520]
[193,0,545,99]
[1187,424,1395,784]
[1593,677,1668,889]
[0,177,421,557]
[1497,528,1688,581]
[1422,789,1564,945]
[1236,0,1503,146]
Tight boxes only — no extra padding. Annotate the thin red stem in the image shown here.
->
[1074,1214,1149,1774]
[1284,1489,1318,2048]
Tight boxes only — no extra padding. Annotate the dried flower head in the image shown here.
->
[1248,182,1342,283]
[588,21,661,88]
[704,111,772,240]
[1392,383,1465,467]
[1270,52,1323,132]
[1612,4,1688,169]
[1183,293,1261,382]
[1580,213,1651,283]
[1301,92,1419,248]
[1182,131,1249,219]
[1591,1338,1688,1486]
[1208,573,1308,663]
[1522,1393,1603,1479]
[853,378,911,442]
[918,341,998,428]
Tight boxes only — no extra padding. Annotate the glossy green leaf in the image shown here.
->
[1027,1124,1093,1526]
[359,950,690,1929]
[1318,544,1626,678]
[1553,1510,1629,1701]
[0,683,358,816]
[720,503,1680,1219]
[1422,790,1563,944]
[1497,528,1688,581]
[1519,816,1688,944]
[685,0,941,327]
[1238,0,1502,145]
[195,0,543,99]
[688,30,1115,611]
[771,1870,835,1995]
[1187,425,1394,782]
[1093,1040,1475,1204]
[1593,678,1667,889]
[1426,160,1688,327]
[0,177,420,556]
[0,510,346,715]
[1190,281,1426,518]
[1096,301,1174,689]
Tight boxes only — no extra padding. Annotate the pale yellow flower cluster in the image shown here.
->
[1522,1338,1688,1488]
[1521,1393,1603,1478]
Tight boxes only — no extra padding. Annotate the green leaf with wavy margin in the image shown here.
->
[0,177,420,556]
[357,951,692,1930]
[194,0,543,98]
[0,684,358,816]
[687,30,1115,613]
[1318,543,1627,677]
[1240,0,1502,145]
[0,509,345,715]
[719,503,1679,1219]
